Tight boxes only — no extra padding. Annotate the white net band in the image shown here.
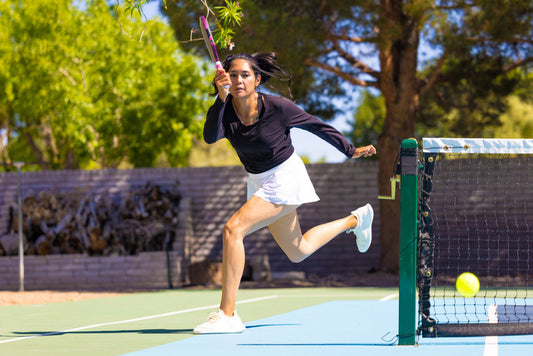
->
[423,137,533,154]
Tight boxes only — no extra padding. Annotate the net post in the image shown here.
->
[398,138,418,345]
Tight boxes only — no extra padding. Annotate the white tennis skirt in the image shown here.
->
[247,152,320,205]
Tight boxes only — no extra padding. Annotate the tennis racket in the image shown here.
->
[199,16,224,72]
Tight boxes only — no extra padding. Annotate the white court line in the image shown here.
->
[280,293,400,301]
[483,304,498,356]
[0,295,278,345]
[379,293,399,302]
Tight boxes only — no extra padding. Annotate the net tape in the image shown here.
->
[423,138,533,154]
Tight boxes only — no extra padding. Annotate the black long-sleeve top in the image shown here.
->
[204,93,356,174]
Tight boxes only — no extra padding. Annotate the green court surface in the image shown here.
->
[0,287,397,355]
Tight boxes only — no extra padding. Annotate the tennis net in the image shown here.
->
[417,137,533,337]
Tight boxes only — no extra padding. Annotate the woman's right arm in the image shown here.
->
[203,70,231,144]
[203,97,227,144]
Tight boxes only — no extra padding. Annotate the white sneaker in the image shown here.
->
[346,203,373,253]
[193,308,246,334]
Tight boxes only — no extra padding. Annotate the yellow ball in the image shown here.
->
[456,272,480,297]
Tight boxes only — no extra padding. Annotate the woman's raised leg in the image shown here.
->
[268,210,357,263]
[268,203,374,262]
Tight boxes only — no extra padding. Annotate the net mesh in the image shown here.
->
[417,139,533,337]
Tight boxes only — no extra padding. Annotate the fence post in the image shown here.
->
[14,162,25,292]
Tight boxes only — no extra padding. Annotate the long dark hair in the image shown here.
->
[212,52,292,98]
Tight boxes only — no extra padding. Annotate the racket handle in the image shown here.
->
[215,61,230,89]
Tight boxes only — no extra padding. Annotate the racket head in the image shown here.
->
[199,16,222,68]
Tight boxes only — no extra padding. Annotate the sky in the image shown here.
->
[142,2,356,163]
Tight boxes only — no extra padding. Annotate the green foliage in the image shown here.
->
[153,0,242,49]
[214,0,242,27]
[188,138,241,167]
[353,73,532,147]
[123,0,144,16]
[124,0,168,12]
[416,60,524,137]
[0,0,210,170]
[299,154,326,164]
[513,71,533,105]
[355,80,533,141]
[481,96,533,138]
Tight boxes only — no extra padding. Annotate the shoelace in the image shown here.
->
[207,310,224,323]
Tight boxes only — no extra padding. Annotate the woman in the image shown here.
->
[193,52,376,334]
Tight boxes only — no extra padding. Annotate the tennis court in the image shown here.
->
[1,287,533,355]
[2,138,532,355]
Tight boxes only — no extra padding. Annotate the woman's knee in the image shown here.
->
[223,219,245,243]
[288,255,306,264]
[286,250,308,263]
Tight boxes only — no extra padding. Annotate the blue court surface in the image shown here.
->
[122,300,533,356]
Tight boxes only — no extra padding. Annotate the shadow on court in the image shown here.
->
[9,329,194,336]
[8,323,300,338]
[245,323,301,329]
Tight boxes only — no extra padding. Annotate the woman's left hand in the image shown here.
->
[352,145,376,159]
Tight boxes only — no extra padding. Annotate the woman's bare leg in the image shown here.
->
[219,196,298,316]
[268,211,357,263]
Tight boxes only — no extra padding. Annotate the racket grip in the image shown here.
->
[215,61,230,89]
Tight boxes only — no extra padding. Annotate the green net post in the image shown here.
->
[398,138,418,345]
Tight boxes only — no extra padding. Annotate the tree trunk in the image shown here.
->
[377,0,420,273]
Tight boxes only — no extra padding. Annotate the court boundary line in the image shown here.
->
[379,293,399,302]
[483,304,498,356]
[0,295,278,345]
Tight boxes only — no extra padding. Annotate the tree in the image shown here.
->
[414,58,530,138]
[352,67,532,141]
[481,96,533,138]
[355,82,533,145]
[0,0,210,170]
[163,0,533,273]
[188,138,241,167]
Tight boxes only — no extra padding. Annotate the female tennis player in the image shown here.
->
[193,52,376,334]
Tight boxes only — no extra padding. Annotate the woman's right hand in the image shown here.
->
[214,70,231,102]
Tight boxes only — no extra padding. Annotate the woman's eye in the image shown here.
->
[229,73,250,79]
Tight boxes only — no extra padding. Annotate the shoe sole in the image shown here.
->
[355,204,373,253]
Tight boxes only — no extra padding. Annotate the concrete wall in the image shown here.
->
[0,252,182,290]
[0,161,381,290]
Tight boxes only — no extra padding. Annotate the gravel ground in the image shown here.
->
[0,291,127,305]
[0,271,399,306]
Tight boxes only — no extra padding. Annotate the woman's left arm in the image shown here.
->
[282,98,375,159]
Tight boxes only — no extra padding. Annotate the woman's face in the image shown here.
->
[228,59,261,98]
